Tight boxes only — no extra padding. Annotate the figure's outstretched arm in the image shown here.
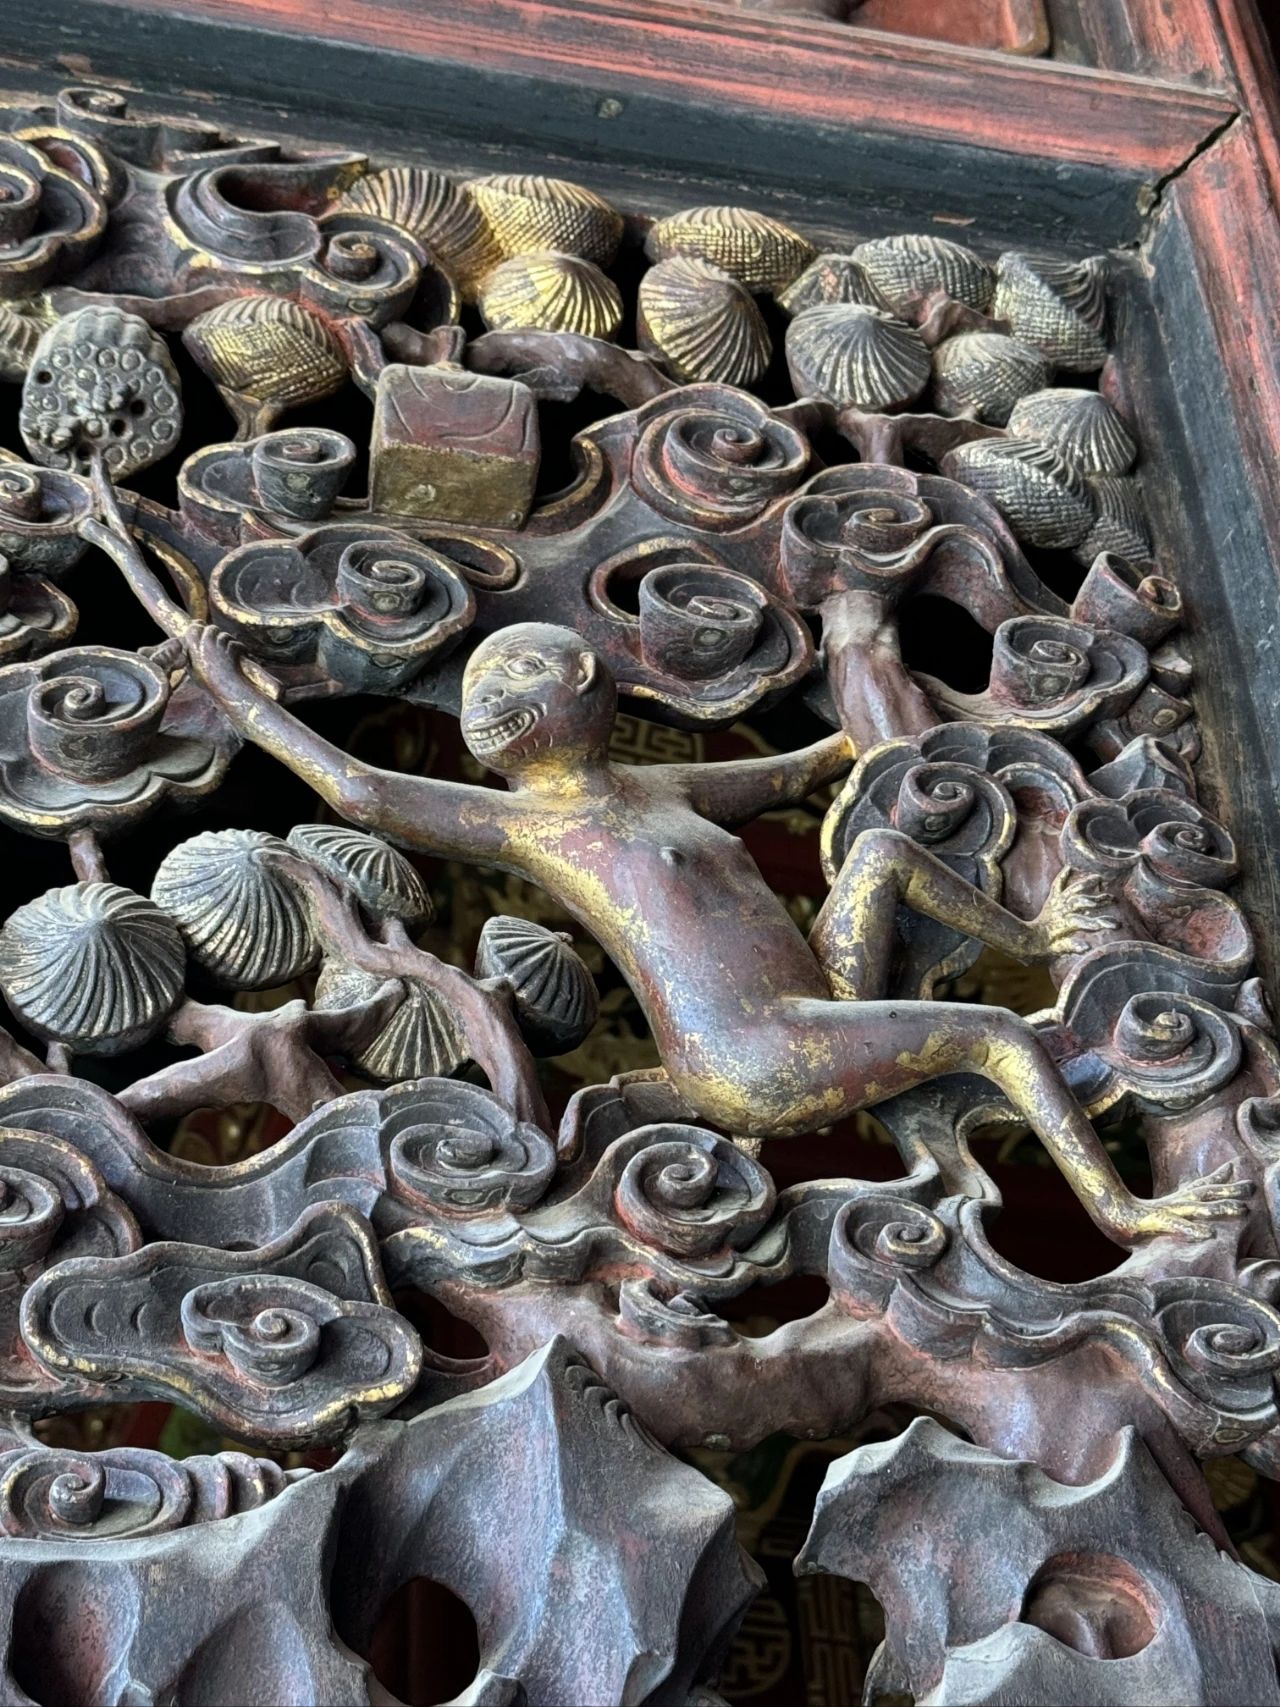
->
[661,731,853,828]
[185,627,516,863]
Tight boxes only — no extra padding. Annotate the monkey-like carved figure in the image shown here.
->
[186,620,1250,1248]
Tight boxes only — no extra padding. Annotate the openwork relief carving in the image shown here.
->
[0,80,1270,1705]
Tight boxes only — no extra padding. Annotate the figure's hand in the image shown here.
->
[1111,1163,1253,1246]
[1029,868,1122,960]
[139,636,188,678]
[184,623,249,701]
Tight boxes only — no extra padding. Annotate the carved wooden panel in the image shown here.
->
[0,0,1275,1701]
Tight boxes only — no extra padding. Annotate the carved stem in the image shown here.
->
[119,985,403,1125]
[48,284,241,328]
[82,470,282,701]
[278,855,551,1131]
[836,409,904,464]
[67,827,109,884]
[0,1025,45,1087]
[378,322,467,370]
[820,587,939,749]
[465,329,675,408]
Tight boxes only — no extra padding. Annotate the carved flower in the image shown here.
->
[1044,943,1245,1116]
[475,915,598,1055]
[0,1443,289,1538]
[628,384,810,531]
[1063,790,1237,890]
[609,1125,775,1259]
[0,461,93,578]
[0,644,229,837]
[922,615,1149,738]
[0,882,186,1055]
[382,1079,556,1214]
[1060,790,1250,976]
[209,523,475,693]
[0,136,107,299]
[20,1203,422,1445]
[1152,1279,1280,1439]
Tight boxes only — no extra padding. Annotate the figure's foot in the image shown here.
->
[1110,1164,1253,1245]
[1029,868,1123,960]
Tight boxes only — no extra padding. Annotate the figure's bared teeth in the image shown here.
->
[468,708,536,754]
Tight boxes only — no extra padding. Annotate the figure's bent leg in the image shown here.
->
[766,996,1249,1246]
[810,828,1039,1000]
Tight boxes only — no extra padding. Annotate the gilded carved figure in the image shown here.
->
[182,618,1249,1247]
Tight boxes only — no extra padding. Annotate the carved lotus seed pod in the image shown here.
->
[330,166,500,297]
[469,173,623,266]
[20,307,182,478]
[637,258,772,387]
[475,915,599,1055]
[785,304,930,411]
[313,960,466,1082]
[930,331,1048,425]
[152,830,318,990]
[778,253,889,317]
[1078,474,1151,562]
[183,297,347,415]
[286,823,431,925]
[645,206,816,295]
[940,438,1094,550]
[1006,387,1136,474]
[993,251,1109,370]
[852,234,994,316]
[0,882,184,1054]
[478,251,623,340]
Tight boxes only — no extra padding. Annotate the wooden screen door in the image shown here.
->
[0,1,1276,1701]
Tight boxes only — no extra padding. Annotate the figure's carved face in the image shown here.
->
[461,623,616,778]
